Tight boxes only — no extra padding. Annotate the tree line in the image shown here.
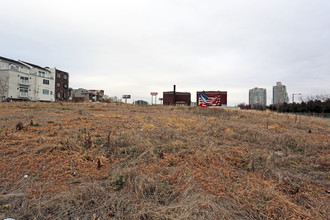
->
[238,95,330,114]
[269,99,330,114]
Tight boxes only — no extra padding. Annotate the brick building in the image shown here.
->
[52,68,69,101]
[163,85,191,106]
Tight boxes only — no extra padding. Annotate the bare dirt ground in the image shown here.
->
[0,102,329,219]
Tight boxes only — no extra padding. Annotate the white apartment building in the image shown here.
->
[0,56,55,102]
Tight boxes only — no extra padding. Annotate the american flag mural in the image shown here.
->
[198,93,207,107]
[198,92,221,107]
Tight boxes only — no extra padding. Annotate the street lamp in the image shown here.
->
[292,93,301,103]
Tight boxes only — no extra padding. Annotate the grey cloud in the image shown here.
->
[1,0,329,105]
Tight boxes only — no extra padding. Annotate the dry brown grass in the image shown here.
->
[0,102,329,219]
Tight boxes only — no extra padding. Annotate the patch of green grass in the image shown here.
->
[111,175,125,191]
[95,138,105,146]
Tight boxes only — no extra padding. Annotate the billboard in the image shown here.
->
[197,91,227,107]
[122,95,131,99]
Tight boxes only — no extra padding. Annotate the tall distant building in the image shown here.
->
[272,82,289,104]
[249,87,266,106]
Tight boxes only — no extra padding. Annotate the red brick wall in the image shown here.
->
[163,92,191,106]
[55,69,69,101]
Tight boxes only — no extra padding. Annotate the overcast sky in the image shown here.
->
[1,0,329,105]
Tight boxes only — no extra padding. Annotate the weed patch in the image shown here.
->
[0,102,328,219]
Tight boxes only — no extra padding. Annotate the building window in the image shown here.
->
[43,89,49,95]
[43,79,49,85]
[39,71,46,77]
[19,87,28,97]
[57,72,61,78]
[57,82,60,87]
[56,92,61,98]
[20,76,29,84]
[63,83,68,89]
[63,74,67,80]
[63,93,67,99]
[50,91,53,95]
[20,87,28,93]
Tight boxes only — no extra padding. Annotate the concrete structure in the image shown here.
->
[48,68,69,101]
[0,56,55,102]
[273,82,289,104]
[71,89,104,102]
[249,87,266,106]
[163,85,191,106]
[71,88,90,102]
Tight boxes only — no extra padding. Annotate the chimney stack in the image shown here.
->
[173,85,176,105]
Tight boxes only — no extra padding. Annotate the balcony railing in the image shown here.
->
[18,92,31,98]
[0,66,37,75]
[0,66,54,79]
[20,69,33,74]
[38,74,54,80]
[19,79,31,86]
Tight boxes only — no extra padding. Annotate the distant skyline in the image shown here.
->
[1,0,329,105]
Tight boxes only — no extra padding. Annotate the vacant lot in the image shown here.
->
[0,102,329,219]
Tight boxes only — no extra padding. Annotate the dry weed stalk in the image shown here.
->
[0,102,328,219]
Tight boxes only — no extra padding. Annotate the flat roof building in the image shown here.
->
[249,87,266,106]
[54,68,69,101]
[0,56,55,102]
[163,85,191,106]
[273,82,289,104]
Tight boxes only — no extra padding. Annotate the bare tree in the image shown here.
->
[0,77,9,102]
[315,94,330,102]
[304,94,330,102]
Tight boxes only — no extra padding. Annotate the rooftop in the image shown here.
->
[0,55,22,66]
[19,60,50,72]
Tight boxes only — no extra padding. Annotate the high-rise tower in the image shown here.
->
[249,87,267,106]
[272,82,289,104]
